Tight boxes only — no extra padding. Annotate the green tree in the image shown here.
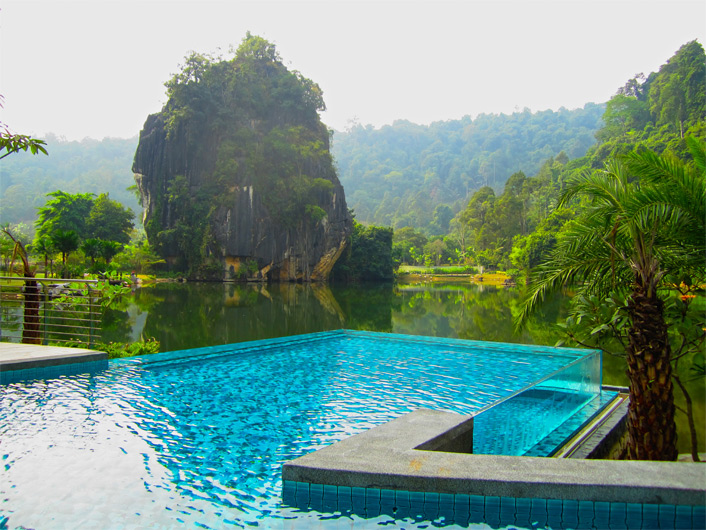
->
[648,41,706,138]
[597,94,652,142]
[100,240,123,266]
[429,204,454,236]
[86,193,135,244]
[114,237,165,274]
[519,138,706,461]
[35,191,95,240]
[392,226,428,265]
[332,221,394,282]
[81,238,103,268]
[32,236,55,277]
[50,229,80,277]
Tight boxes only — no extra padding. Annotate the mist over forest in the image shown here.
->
[0,135,140,228]
[0,105,604,232]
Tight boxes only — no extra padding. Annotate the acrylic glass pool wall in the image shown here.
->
[473,349,602,456]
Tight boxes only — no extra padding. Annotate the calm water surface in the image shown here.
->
[101,280,703,454]
[103,281,560,350]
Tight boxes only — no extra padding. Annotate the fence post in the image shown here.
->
[85,282,92,348]
[42,281,49,345]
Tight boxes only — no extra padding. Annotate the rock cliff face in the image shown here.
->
[132,35,352,281]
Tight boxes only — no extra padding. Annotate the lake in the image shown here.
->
[102,280,703,454]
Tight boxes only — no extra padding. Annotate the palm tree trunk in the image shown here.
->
[625,282,678,460]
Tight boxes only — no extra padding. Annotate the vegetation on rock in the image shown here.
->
[332,219,394,282]
[133,33,351,280]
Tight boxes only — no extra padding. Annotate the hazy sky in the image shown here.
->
[1,0,704,141]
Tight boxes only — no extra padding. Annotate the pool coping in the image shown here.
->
[0,342,107,372]
[282,408,706,506]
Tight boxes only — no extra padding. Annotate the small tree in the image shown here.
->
[100,240,123,266]
[86,193,135,244]
[332,221,394,282]
[81,238,103,269]
[31,236,55,278]
[35,191,95,240]
[51,229,80,278]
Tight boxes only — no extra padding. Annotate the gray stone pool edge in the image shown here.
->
[282,408,706,506]
[0,342,107,372]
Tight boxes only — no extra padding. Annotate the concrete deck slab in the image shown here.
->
[283,408,706,506]
[0,342,107,372]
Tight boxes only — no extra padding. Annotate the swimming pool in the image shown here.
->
[0,330,675,528]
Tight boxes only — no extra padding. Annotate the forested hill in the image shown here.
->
[331,104,604,230]
[0,135,140,227]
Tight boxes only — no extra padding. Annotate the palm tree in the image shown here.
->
[81,238,103,268]
[50,229,80,278]
[32,236,55,278]
[518,138,705,461]
[99,240,123,265]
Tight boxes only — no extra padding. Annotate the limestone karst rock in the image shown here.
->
[133,35,352,281]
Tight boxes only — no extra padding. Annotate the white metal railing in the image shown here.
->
[0,276,102,346]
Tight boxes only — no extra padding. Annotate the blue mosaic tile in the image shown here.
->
[468,495,485,524]
[437,501,455,524]
[409,491,425,507]
[380,488,395,506]
[351,490,366,513]
[576,500,595,529]
[394,490,410,508]
[337,486,351,498]
[351,487,366,501]
[514,497,532,528]
[364,487,380,504]
[454,494,470,511]
[438,492,454,507]
[641,503,659,528]
[609,502,627,530]
[675,505,693,529]
[424,492,439,505]
[485,496,501,526]
[593,501,610,525]
[421,500,439,523]
[337,496,353,513]
[500,496,516,519]
[309,483,324,499]
[562,499,579,528]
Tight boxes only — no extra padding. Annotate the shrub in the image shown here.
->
[58,338,161,358]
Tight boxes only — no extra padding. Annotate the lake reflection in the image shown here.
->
[102,281,564,352]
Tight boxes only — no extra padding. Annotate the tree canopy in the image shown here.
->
[332,105,604,233]
[332,220,394,282]
[0,136,139,227]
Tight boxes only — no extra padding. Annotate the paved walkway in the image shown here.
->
[0,342,107,372]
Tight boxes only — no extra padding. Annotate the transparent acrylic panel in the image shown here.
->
[472,350,601,456]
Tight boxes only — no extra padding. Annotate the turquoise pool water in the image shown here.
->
[0,331,650,528]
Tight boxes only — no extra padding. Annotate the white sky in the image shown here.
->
[1,0,704,141]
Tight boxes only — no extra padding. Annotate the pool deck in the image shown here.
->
[0,342,107,372]
[283,408,706,507]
